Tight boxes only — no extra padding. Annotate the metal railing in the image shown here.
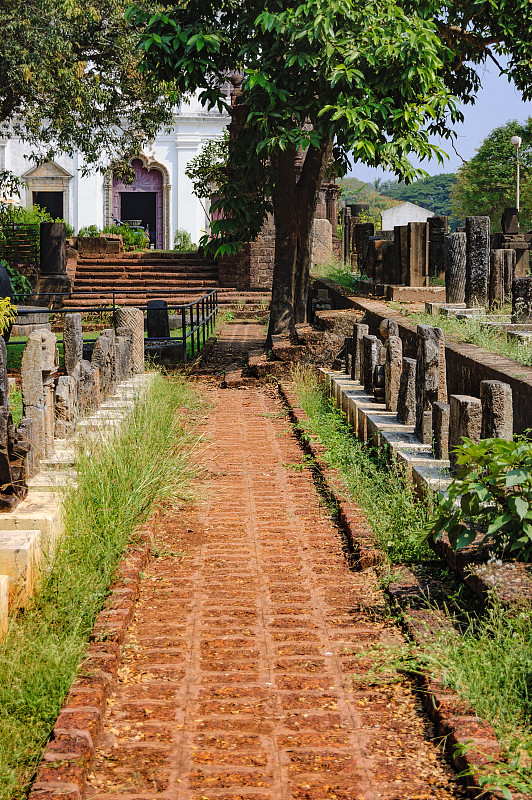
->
[10,288,218,363]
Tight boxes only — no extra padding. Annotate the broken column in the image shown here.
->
[397,357,416,425]
[379,318,399,342]
[362,334,379,394]
[115,306,145,374]
[465,216,490,307]
[63,313,83,377]
[116,327,134,381]
[351,323,369,381]
[414,325,446,444]
[91,329,117,399]
[432,401,450,460]
[55,376,77,439]
[449,395,482,470]
[512,277,532,323]
[489,250,506,308]
[385,335,403,413]
[480,380,513,440]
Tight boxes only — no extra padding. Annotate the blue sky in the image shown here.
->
[348,60,532,184]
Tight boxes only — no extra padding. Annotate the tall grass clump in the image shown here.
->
[414,310,532,368]
[0,373,205,800]
[290,366,430,563]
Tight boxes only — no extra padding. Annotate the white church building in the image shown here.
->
[0,93,230,250]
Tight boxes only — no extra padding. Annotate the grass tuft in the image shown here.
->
[0,373,205,800]
[290,366,430,563]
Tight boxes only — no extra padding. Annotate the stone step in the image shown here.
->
[0,529,42,608]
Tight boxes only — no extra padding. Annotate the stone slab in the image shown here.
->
[0,492,63,548]
[412,463,453,498]
[0,529,42,606]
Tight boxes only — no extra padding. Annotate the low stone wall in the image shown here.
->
[313,277,532,434]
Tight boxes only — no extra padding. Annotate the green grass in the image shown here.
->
[311,259,361,291]
[9,389,22,426]
[413,310,532,368]
[0,373,206,800]
[290,366,431,563]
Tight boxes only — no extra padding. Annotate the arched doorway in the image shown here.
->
[112,159,164,248]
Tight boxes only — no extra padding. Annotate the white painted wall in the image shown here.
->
[2,92,229,247]
[381,202,434,231]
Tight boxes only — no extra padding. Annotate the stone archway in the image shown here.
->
[104,154,171,249]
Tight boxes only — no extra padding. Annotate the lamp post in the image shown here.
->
[511,135,522,211]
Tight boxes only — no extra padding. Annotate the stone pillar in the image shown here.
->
[63,313,83,377]
[449,395,482,470]
[480,380,513,440]
[432,401,450,460]
[379,318,399,342]
[428,216,448,278]
[408,222,429,287]
[465,216,490,307]
[362,334,379,394]
[55,376,77,439]
[385,335,402,412]
[512,277,532,323]
[116,307,145,374]
[397,357,416,425]
[147,299,170,338]
[444,232,466,304]
[344,337,353,378]
[116,327,134,381]
[91,329,117,398]
[351,323,369,381]
[489,249,506,308]
[37,222,72,300]
[502,207,519,235]
[0,337,29,509]
[503,249,516,298]
[415,325,445,444]
[21,330,59,461]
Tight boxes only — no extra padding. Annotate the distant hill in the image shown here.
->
[377,173,456,218]
[338,177,401,227]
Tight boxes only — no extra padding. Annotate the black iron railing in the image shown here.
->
[11,288,218,363]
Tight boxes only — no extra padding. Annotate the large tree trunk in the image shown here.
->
[267,138,334,343]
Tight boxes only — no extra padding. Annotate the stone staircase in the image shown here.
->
[64,250,271,313]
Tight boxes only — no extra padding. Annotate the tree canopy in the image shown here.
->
[452,119,532,231]
[0,0,178,167]
[378,174,456,218]
[128,0,532,337]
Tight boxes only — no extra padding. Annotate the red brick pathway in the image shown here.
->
[86,328,464,800]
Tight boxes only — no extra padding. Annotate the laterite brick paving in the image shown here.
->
[86,325,465,800]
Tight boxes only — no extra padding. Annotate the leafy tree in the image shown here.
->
[379,174,456,218]
[185,131,229,216]
[338,177,400,228]
[129,0,532,340]
[0,0,178,168]
[452,119,532,231]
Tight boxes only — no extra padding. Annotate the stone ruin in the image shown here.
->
[345,317,515,470]
[0,307,145,511]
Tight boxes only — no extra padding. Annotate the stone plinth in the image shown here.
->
[480,380,513,439]
[449,395,481,470]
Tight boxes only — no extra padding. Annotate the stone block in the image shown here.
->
[397,357,416,425]
[63,313,83,377]
[351,323,368,381]
[0,491,64,548]
[432,401,450,460]
[480,380,513,439]
[415,324,446,443]
[55,376,77,439]
[449,395,482,470]
[0,529,42,606]
[385,335,402,412]
[489,250,505,308]
[115,307,145,374]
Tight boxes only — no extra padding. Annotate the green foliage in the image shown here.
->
[173,228,195,252]
[185,131,229,206]
[378,173,456,218]
[77,225,101,238]
[291,366,430,563]
[0,374,205,799]
[130,0,464,257]
[102,224,149,249]
[0,0,178,167]
[2,259,32,302]
[452,119,532,230]
[428,436,532,559]
[9,388,22,427]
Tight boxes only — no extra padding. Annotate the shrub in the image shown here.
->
[173,228,195,252]
[102,224,149,249]
[77,224,101,238]
[2,259,32,303]
[427,436,532,559]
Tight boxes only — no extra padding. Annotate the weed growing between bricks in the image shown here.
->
[0,373,205,800]
[290,365,431,564]
[290,367,532,796]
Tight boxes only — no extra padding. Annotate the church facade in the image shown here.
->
[0,94,229,250]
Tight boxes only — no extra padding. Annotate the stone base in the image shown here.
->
[0,529,42,608]
[0,575,7,639]
[0,491,64,548]
[35,273,72,304]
